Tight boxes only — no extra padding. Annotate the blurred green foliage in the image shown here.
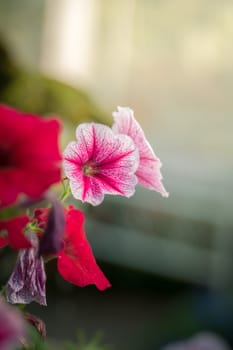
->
[23,327,111,350]
[64,332,112,350]
[0,39,109,125]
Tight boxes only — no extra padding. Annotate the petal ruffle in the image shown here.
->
[6,238,47,305]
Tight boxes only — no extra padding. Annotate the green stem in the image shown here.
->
[60,179,71,202]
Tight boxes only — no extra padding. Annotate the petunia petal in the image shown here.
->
[69,175,104,206]
[0,104,62,207]
[0,215,31,250]
[112,106,169,197]
[57,207,111,291]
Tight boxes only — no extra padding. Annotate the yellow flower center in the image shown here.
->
[82,161,98,176]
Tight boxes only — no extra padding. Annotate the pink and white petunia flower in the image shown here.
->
[112,106,169,197]
[63,123,139,206]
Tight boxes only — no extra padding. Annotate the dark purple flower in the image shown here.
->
[0,297,26,350]
[6,237,47,305]
[38,193,65,256]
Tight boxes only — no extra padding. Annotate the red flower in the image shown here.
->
[0,104,62,207]
[58,207,111,291]
[36,206,111,291]
[0,215,31,250]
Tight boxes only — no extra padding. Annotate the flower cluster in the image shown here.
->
[0,103,168,346]
[63,106,168,205]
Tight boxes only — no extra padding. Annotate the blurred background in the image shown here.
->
[0,0,233,349]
